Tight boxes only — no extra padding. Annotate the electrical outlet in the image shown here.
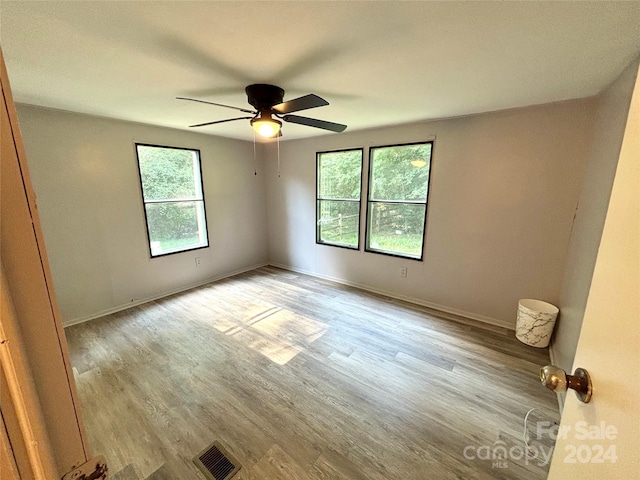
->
[195,257,201,267]
[400,267,407,277]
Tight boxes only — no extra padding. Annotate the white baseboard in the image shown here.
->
[63,262,269,328]
[65,261,514,333]
[267,262,513,331]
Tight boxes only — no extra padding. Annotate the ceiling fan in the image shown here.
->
[177,84,347,138]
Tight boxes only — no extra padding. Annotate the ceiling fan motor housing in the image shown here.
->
[246,84,285,112]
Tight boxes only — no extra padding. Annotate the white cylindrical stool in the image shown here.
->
[515,299,559,348]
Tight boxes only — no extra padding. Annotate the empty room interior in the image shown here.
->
[1,2,639,480]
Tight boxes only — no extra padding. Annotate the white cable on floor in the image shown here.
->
[523,407,539,456]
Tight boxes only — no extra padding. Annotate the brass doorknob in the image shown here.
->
[540,365,592,403]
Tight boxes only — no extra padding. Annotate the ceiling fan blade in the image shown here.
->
[177,97,255,114]
[272,94,329,114]
[189,117,253,128]
[283,115,347,133]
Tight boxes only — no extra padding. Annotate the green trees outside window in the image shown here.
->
[366,142,432,259]
[135,144,209,257]
[316,149,363,248]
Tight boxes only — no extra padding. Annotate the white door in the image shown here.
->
[547,63,640,477]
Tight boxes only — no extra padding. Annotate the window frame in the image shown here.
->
[364,141,434,261]
[135,142,210,258]
[315,148,364,250]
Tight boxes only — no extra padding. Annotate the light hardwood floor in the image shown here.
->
[65,266,559,480]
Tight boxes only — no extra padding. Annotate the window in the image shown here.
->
[135,144,209,257]
[316,149,363,249]
[365,142,433,260]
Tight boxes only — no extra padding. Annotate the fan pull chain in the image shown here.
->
[277,134,281,178]
[253,131,257,175]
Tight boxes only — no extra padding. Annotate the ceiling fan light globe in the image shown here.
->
[251,118,282,138]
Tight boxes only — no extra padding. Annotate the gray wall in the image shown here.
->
[553,57,640,374]
[20,80,627,357]
[264,99,595,327]
[17,106,268,325]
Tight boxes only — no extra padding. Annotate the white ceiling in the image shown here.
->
[1,1,639,141]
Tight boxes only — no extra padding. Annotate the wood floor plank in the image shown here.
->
[66,267,558,479]
[308,450,369,480]
[110,464,140,480]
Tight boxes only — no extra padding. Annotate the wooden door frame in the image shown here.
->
[1,265,59,479]
[1,46,92,478]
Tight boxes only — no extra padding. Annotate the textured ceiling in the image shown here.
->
[1,1,639,141]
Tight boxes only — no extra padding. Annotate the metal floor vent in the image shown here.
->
[193,442,241,480]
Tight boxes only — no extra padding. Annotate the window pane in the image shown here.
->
[318,150,362,200]
[369,144,431,201]
[317,200,360,248]
[316,149,363,249]
[136,144,208,258]
[145,201,207,256]
[137,145,200,201]
[367,202,426,258]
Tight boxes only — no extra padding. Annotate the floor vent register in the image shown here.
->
[193,441,241,480]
